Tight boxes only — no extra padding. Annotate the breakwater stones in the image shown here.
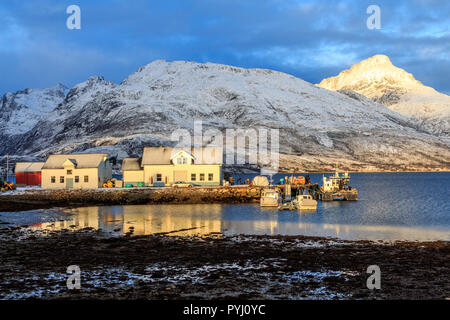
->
[0,186,264,208]
[151,186,262,204]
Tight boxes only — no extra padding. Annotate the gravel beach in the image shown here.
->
[0,227,448,300]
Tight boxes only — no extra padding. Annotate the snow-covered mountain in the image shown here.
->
[318,55,450,136]
[1,60,449,172]
[0,84,68,134]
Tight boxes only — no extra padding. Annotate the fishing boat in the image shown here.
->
[294,194,317,211]
[321,171,358,201]
[260,188,281,207]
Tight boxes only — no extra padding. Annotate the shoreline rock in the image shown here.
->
[0,187,264,211]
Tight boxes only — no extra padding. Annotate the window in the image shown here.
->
[51,176,56,183]
[75,176,79,183]
[208,173,214,181]
[200,173,205,181]
[60,176,64,183]
[191,173,196,181]
[156,174,162,182]
[84,176,89,183]
[177,157,188,164]
[67,169,72,175]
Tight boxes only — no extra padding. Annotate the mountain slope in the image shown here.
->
[0,84,68,134]
[1,60,449,172]
[318,54,450,136]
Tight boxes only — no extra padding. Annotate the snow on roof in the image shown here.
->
[121,158,142,171]
[142,146,222,165]
[42,153,108,169]
[15,162,45,173]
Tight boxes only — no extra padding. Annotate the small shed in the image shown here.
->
[15,162,45,186]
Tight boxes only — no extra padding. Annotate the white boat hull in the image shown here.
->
[295,195,317,211]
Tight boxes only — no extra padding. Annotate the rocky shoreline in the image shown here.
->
[0,227,448,300]
[0,187,263,211]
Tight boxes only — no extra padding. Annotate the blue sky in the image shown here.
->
[1,0,449,94]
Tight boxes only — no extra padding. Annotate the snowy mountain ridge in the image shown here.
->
[0,84,68,134]
[0,59,449,172]
[318,54,450,136]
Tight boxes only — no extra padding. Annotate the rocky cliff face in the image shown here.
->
[1,60,449,172]
[318,54,450,136]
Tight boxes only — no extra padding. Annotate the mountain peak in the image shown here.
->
[318,54,423,94]
[361,54,392,66]
[318,55,450,136]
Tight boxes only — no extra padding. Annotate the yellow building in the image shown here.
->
[122,146,223,187]
[121,158,144,186]
[41,153,112,189]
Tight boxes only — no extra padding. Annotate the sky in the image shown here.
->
[0,0,449,95]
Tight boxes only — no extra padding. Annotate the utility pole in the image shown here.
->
[6,154,8,182]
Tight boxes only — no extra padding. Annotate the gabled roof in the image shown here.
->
[141,146,223,165]
[142,147,176,165]
[170,149,195,161]
[121,158,142,171]
[42,153,108,169]
[63,159,78,167]
[15,162,45,173]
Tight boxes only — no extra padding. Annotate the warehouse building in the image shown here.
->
[122,146,223,187]
[15,162,45,186]
[41,153,112,189]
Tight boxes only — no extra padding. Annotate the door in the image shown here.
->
[173,170,187,182]
[66,178,74,189]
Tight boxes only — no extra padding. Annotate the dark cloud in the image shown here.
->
[1,0,449,94]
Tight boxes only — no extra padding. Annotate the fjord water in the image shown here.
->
[29,173,450,241]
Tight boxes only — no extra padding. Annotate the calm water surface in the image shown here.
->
[5,172,450,241]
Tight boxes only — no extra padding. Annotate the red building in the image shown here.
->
[15,162,44,186]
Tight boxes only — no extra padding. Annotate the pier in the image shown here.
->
[0,175,358,211]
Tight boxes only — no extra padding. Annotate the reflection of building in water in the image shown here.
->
[119,204,223,236]
[30,205,450,241]
[38,207,100,231]
[38,205,223,237]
